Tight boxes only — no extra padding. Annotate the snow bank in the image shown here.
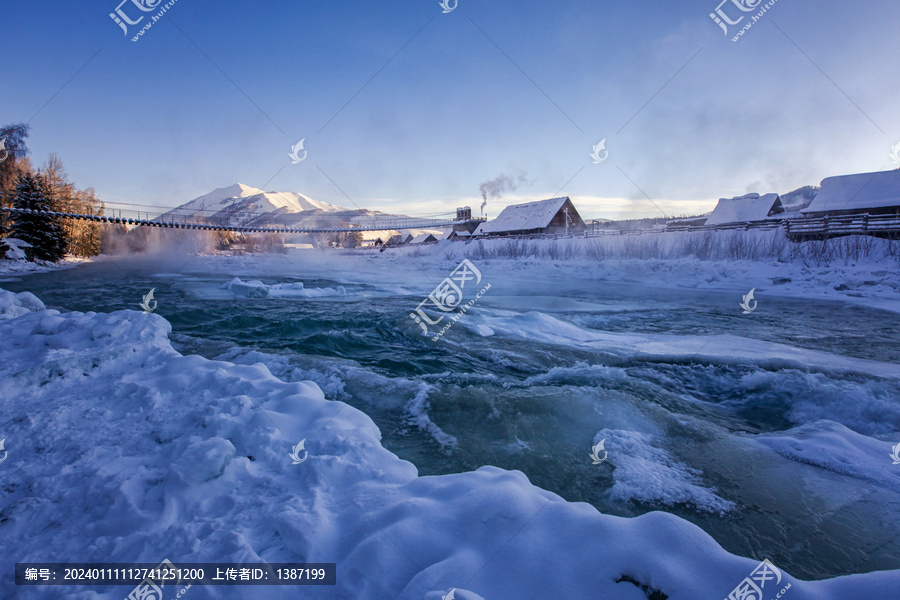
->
[334,232,900,314]
[3,237,32,260]
[0,251,87,278]
[0,288,46,319]
[1,287,897,599]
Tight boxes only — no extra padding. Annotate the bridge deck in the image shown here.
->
[4,207,898,240]
[0,207,467,233]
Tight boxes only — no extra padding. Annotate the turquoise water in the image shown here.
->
[4,258,900,580]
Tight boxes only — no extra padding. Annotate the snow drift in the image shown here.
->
[0,287,897,599]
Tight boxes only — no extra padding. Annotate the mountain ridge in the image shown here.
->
[161,183,363,228]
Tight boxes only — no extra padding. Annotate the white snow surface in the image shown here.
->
[3,237,32,261]
[705,193,782,225]
[804,169,900,213]
[475,197,570,234]
[219,276,347,298]
[408,233,439,245]
[165,183,349,227]
[1,284,899,599]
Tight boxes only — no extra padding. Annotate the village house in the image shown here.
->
[358,230,399,248]
[704,193,785,226]
[473,197,585,237]
[802,170,900,217]
[408,232,438,245]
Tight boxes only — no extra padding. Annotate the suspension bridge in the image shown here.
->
[5,206,895,242]
[0,206,476,234]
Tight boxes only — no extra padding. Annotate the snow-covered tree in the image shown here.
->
[0,123,32,196]
[9,172,67,261]
[0,123,33,240]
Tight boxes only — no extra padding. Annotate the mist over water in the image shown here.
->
[5,256,899,581]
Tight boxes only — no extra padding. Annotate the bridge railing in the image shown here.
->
[0,207,466,233]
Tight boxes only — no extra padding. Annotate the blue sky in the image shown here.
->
[3,0,899,219]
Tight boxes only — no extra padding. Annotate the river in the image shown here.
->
[3,252,899,581]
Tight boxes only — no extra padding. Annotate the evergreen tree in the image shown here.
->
[0,123,32,197]
[347,227,363,248]
[0,123,32,239]
[9,172,67,261]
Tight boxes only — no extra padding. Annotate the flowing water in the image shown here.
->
[4,257,899,581]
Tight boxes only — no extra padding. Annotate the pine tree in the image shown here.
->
[0,123,32,240]
[347,228,363,248]
[0,123,31,198]
[9,172,68,262]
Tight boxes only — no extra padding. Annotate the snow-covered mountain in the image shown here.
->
[161,183,357,228]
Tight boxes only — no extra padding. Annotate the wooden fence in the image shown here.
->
[455,212,900,243]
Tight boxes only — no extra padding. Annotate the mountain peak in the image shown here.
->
[221,182,265,198]
[165,183,353,227]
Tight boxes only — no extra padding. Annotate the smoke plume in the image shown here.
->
[479,170,528,216]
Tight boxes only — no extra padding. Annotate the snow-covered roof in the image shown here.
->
[409,233,437,244]
[386,233,413,245]
[705,193,783,225]
[359,229,398,241]
[802,170,900,213]
[477,197,572,234]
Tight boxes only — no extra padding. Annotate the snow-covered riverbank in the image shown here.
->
[2,268,899,599]
[197,232,900,315]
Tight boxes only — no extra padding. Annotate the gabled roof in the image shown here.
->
[802,170,900,213]
[705,193,783,225]
[409,233,437,244]
[386,233,412,245]
[477,197,573,234]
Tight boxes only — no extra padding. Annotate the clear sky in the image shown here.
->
[3,0,899,220]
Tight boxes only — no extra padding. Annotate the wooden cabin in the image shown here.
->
[802,170,900,217]
[474,197,585,236]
